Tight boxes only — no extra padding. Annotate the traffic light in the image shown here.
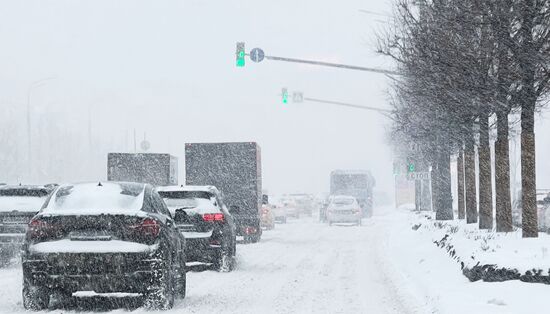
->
[282,88,288,104]
[236,42,245,67]
[407,162,415,173]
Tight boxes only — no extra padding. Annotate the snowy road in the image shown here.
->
[0,208,418,314]
[4,207,547,314]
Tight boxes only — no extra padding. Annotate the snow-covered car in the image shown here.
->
[157,185,237,272]
[260,204,275,230]
[326,195,362,226]
[289,194,315,216]
[21,182,186,310]
[0,185,54,265]
[280,199,300,219]
[271,204,287,223]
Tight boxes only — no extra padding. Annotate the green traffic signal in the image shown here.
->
[236,42,245,67]
[282,88,288,104]
[408,163,415,173]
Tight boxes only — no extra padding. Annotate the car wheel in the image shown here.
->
[251,234,261,243]
[145,258,175,310]
[214,243,233,272]
[23,278,50,311]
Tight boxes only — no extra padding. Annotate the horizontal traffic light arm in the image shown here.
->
[259,54,400,76]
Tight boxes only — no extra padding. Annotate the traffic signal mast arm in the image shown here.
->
[303,97,392,115]
[260,54,400,76]
[239,43,398,76]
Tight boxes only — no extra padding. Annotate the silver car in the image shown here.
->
[326,195,362,226]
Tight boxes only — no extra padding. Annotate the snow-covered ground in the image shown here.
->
[0,207,548,314]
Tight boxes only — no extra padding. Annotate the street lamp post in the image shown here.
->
[26,77,55,182]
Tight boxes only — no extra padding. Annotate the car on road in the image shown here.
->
[280,198,300,219]
[0,185,54,265]
[326,195,362,226]
[21,182,186,310]
[289,193,315,216]
[271,204,287,224]
[157,185,237,272]
[260,204,275,230]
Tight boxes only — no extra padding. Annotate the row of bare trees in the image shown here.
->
[379,0,550,237]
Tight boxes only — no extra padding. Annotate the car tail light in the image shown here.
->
[27,218,56,240]
[245,226,257,234]
[130,218,161,238]
[203,213,224,222]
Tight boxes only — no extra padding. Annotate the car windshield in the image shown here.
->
[158,191,214,208]
[45,183,145,213]
[163,197,198,209]
[332,198,354,206]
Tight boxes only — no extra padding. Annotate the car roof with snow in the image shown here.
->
[156,185,220,194]
[0,185,54,212]
[0,184,55,194]
[331,170,372,175]
[41,182,150,216]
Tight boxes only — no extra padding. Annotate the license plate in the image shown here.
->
[70,230,112,241]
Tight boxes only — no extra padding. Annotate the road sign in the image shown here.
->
[292,92,303,103]
[140,140,150,151]
[250,48,265,63]
[407,172,430,181]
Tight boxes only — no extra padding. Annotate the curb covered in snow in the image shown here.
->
[411,213,550,285]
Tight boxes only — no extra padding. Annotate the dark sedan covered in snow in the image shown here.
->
[0,185,54,265]
[21,182,186,310]
[157,185,237,272]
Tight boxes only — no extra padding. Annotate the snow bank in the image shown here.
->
[409,210,550,283]
[380,207,550,313]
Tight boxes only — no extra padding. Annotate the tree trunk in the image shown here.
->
[478,113,493,229]
[431,157,439,213]
[457,146,465,219]
[495,110,513,232]
[464,129,478,224]
[415,179,421,211]
[436,143,454,220]
[521,105,537,237]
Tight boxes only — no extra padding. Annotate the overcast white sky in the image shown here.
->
[0,0,548,196]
